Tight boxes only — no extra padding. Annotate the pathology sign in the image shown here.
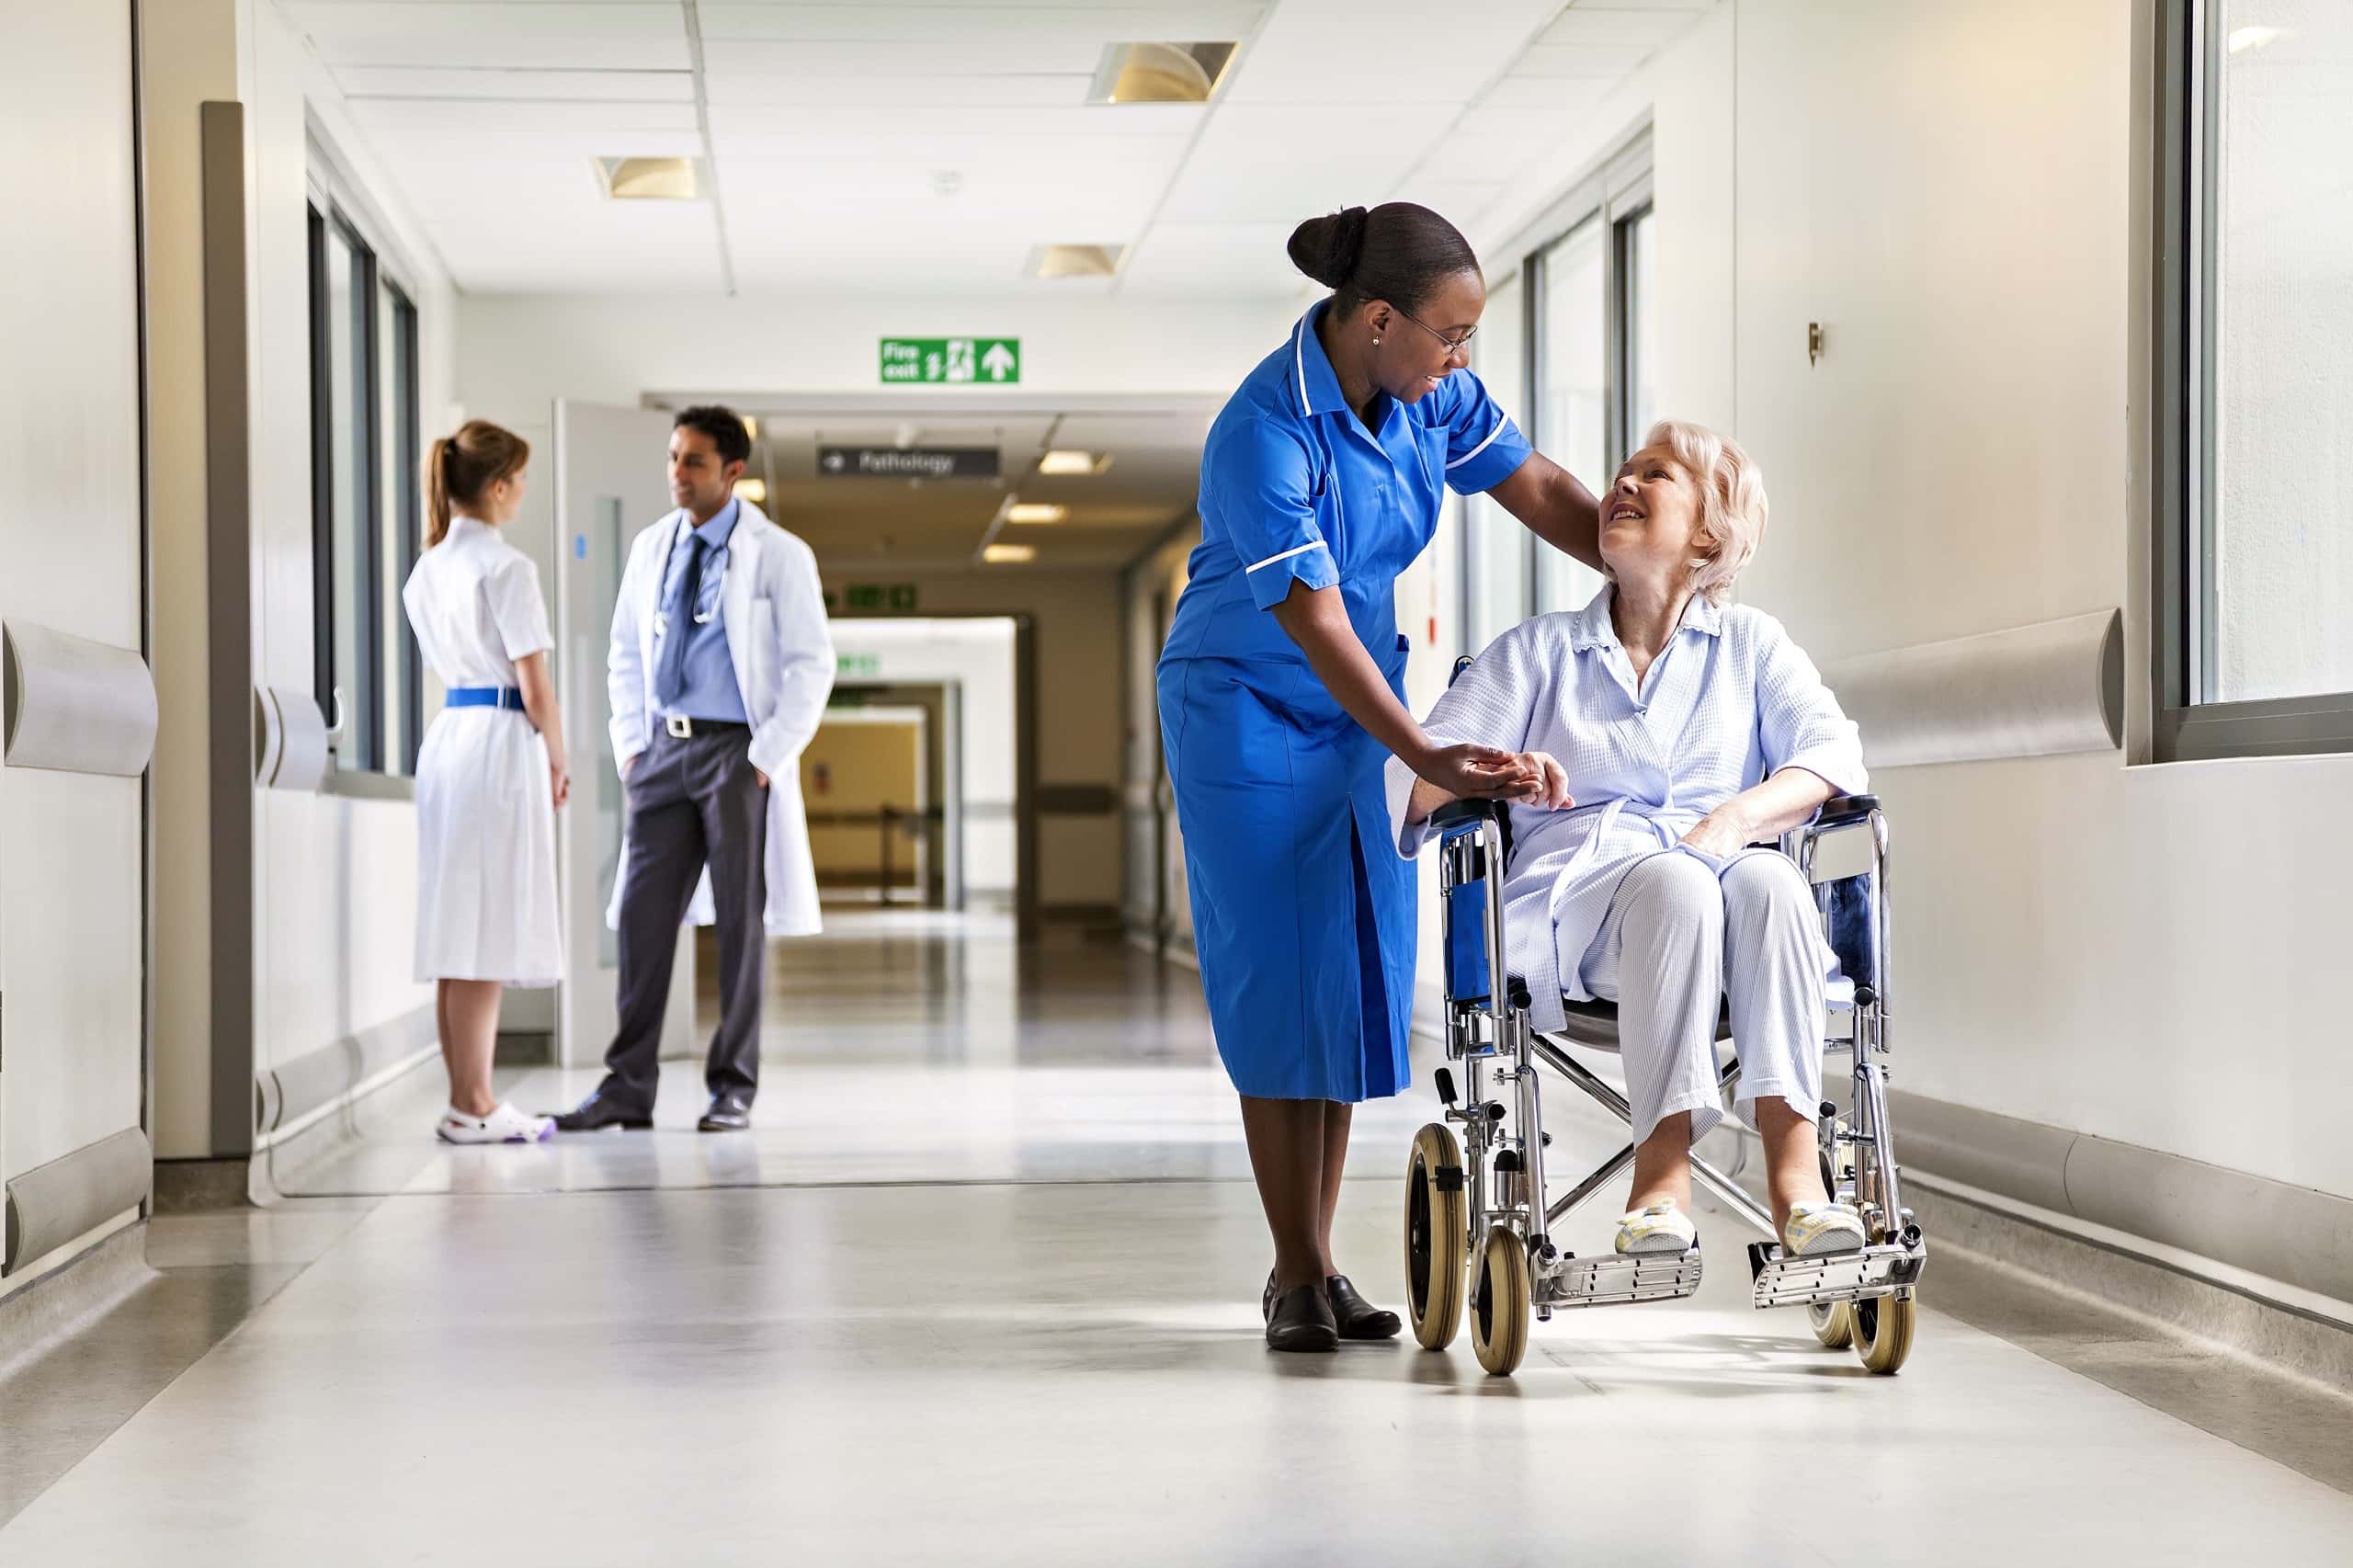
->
[818,446,999,480]
[879,336,1021,385]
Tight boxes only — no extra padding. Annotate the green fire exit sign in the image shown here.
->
[880,337,1020,385]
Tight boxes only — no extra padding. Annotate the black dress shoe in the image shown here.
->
[1325,1275,1402,1341]
[1266,1285,1339,1353]
[698,1094,752,1132]
[550,1092,652,1132]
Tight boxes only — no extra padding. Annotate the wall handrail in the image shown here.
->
[0,620,158,778]
[1820,608,2123,771]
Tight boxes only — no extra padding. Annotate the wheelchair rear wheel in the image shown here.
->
[1404,1124,1467,1351]
[1470,1227,1531,1376]
[1853,1292,1916,1373]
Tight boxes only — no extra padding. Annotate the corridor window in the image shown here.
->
[1535,216,1608,615]
[1461,271,1530,653]
[2156,2,2353,758]
[308,186,426,780]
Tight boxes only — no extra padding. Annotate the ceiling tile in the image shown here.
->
[1222,0,1563,105]
[1157,101,1460,223]
[284,3,689,70]
[331,66,694,102]
[1509,42,1657,77]
[1117,221,1303,297]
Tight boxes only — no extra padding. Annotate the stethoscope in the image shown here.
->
[652,512,730,637]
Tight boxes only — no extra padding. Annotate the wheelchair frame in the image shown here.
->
[1404,790,1927,1377]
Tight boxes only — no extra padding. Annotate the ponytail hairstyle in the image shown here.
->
[425,419,530,547]
[1286,202,1480,317]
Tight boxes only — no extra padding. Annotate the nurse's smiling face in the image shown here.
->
[1363,267,1483,405]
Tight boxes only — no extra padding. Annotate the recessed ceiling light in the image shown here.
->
[1039,450,1111,476]
[594,156,702,200]
[1088,41,1237,105]
[1028,244,1127,280]
[1006,503,1067,524]
[983,543,1037,564]
[733,478,767,505]
[742,416,759,439]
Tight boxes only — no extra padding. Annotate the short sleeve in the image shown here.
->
[1432,369,1532,495]
[1203,416,1340,610]
[1754,616,1869,797]
[485,554,553,661]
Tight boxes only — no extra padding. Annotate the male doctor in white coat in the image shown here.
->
[553,405,834,1133]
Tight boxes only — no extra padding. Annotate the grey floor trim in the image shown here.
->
[0,1224,151,1383]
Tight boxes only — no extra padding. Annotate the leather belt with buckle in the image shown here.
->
[665,714,695,739]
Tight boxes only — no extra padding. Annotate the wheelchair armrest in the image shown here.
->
[1429,798,1506,829]
[1813,793,1881,828]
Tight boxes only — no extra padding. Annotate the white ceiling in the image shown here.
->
[283,0,1712,296]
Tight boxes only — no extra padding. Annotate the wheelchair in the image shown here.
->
[1403,666,1926,1378]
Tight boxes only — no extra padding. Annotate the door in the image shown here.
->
[551,401,696,1068]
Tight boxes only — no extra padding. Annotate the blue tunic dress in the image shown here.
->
[1157,303,1532,1101]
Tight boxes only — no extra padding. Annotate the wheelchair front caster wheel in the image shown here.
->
[1852,1292,1916,1373]
[1404,1123,1467,1350]
[1470,1226,1530,1376]
[1808,1300,1855,1349]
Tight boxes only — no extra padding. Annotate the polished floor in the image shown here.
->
[5,912,2352,1565]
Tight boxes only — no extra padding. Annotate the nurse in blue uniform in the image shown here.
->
[1159,203,1608,1352]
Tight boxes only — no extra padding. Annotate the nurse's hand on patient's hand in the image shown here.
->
[1511,751,1574,810]
[1416,742,1530,801]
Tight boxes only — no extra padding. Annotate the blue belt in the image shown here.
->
[446,687,525,711]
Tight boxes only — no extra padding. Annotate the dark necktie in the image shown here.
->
[654,532,707,710]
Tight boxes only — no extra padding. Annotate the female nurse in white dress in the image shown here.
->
[402,419,569,1144]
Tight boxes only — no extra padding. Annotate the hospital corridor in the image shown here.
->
[3,3,2351,1564]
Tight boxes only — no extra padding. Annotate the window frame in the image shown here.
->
[306,131,429,787]
[2152,0,2353,760]
[1475,132,1652,625]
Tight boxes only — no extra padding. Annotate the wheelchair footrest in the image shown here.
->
[1746,1239,1926,1310]
[1534,1248,1703,1309]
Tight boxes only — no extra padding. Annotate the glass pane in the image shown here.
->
[2208,4,2353,703]
[324,222,367,771]
[1624,207,1658,446]
[1462,271,1528,653]
[1537,217,1608,614]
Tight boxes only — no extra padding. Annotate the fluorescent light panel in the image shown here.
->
[1087,41,1237,105]
[595,156,701,200]
[1028,244,1126,279]
[983,543,1037,563]
[1039,450,1111,475]
[1006,503,1067,524]
[733,478,767,504]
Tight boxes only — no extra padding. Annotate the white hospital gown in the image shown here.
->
[1385,588,1867,1034]
[403,517,562,986]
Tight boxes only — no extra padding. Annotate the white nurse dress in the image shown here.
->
[402,516,563,987]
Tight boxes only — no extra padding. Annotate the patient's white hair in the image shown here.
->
[1643,418,1767,605]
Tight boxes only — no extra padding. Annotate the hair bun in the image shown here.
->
[1287,206,1370,290]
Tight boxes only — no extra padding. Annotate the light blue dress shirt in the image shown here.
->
[655,499,748,723]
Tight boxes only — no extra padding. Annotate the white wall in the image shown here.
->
[1434,0,2351,1202]
[0,0,147,1290]
[147,0,462,1157]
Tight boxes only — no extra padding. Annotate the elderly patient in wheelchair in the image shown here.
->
[1389,418,1870,1274]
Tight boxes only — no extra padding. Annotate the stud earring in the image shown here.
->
[1371,336,1381,346]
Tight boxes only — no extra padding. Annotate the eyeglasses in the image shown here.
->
[1394,306,1476,357]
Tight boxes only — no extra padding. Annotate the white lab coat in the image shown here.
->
[605,500,835,937]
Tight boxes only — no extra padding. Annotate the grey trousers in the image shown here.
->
[598,724,768,1112]
[1574,850,1827,1147]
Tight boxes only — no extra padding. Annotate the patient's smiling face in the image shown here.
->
[1599,442,1707,588]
